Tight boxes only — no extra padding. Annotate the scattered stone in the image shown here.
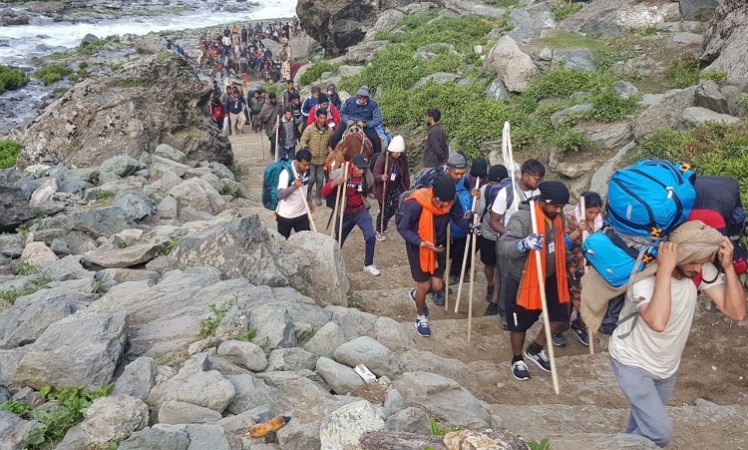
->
[316,357,366,394]
[81,243,163,270]
[326,305,378,341]
[113,190,155,221]
[113,356,158,400]
[286,231,349,307]
[277,420,322,450]
[157,400,222,425]
[634,87,697,141]
[443,428,527,450]
[265,347,317,372]
[319,400,386,449]
[701,0,748,78]
[484,35,538,92]
[666,32,704,48]
[485,78,509,102]
[679,0,720,20]
[585,122,634,150]
[304,321,347,358]
[156,195,179,220]
[0,181,39,233]
[79,394,149,447]
[19,242,58,269]
[386,406,430,433]
[358,431,445,450]
[695,80,730,114]
[344,40,390,64]
[384,387,407,415]
[639,93,665,107]
[217,340,268,372]
[249,305,296,350]
[29,178,58,208]
[61,207,136,239]
[0,411,43,450]
[373,316,415,350]
[681,106,740,127]
[550,104,593,128]
[152,369,236,412]
[119,424,190,450]
[100,155,143,178]
[552,48,595,71]
[414,72,462,88]
[154,144,187,164]
[333,336,403,379]
[614,80,639,99]
[168,178,226,215]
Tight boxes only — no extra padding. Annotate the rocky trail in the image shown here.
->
[227,123,748,449]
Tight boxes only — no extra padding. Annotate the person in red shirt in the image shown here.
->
[306,94,340,130]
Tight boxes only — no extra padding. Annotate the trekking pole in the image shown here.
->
[337,162,350,250]
[455,177,481,313]
[274,112,280,163]
[467,207,480,341]
[445,223,451,313]
[304,195,317,233]
[260,125,265,161]
[530,199,561,395]
[579,194,595,357]
[327,161,338,232]
[380,154,389,234]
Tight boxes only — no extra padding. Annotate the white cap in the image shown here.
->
[388,135,405,153]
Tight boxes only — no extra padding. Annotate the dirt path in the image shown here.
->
[227,130,748,449]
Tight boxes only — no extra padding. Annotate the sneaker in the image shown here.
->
[485,302,499,316]
[314,198,322,207]
[364,265,381,276]
[511,360,530,381]
[552,333,567,348]
[409,289,429,317]
[449,275,460,285]
[375,231,386,242]
[524,347,552,372]
[415,318,431,337]
[430,290,445,306]
[571,326,590,347]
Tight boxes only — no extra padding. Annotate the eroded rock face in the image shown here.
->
[701,0,748,78]
[18,53,232,170]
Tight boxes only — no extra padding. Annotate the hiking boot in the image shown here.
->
[485,302,500,316]
[524,347,552,372]
[409,289,429,317]
[552,333,567,347]
[430,290,445,306]
[375,231,386,242]
[511,360,530,381]
[415,317,431,337]
[364,265,381,276]
[571,325,590,347]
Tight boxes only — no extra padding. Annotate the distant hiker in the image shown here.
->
[210,96,225,129]
[249,88,265,133]
[327,83,342,110]
[307,94,340,129]
[373,135,410,241]
[227,90,247,136]
[258,92,282,157]
[275,149,315,238]
[240,25,248,44]
[299,108,333,206]
[290,59,301,80]
[607,225,745,447]
[424,108,449,169]
[301,85,321,131]
[398,175,471,337]
[279,37,292,81]
[331,86,384,156]
[476,164,509,314]
[553,191,603,347]
[289,93,304,131]
[321,153,380,276]
[488,159,544,318]
[498,181,571,381]
[278,106,301,161]
[282,79,297,109]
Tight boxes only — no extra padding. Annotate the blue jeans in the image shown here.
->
[335,209,375,266]
[280,145,295,161]
[610,357,676,447]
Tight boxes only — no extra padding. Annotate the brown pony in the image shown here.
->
[323,127,375,173]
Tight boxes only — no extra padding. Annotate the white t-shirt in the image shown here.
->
[276,163,308,219]
[609,262,724,379]
[490,186,539,227]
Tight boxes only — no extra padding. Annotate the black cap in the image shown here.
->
[432,175,456,202]
[539,181,570,205]
[487,165,508,182]
[318,93,329,104]
[351,153,368,169]
[470,159,488,178]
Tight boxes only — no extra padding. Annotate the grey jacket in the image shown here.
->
[498,206,565,281]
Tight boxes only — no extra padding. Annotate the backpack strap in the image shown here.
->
[616,246,648,339]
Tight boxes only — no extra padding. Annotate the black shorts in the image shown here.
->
[406,243,447,283]
[478,236,497,267]
[504,273,570,332]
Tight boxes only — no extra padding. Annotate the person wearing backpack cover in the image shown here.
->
[475,165,509,314]
[373,135,410,241]
[300,108,334,206]
[398,175,472,337]
[606,223,745,447]
[498,181,572,381]
[274,149,315,238]
[321,153,380,276]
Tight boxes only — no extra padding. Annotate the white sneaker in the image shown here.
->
[375,231,387,242]
[364,265,381,276]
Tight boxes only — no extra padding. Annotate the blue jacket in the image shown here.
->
[301,96,319,118]
[451,175,473,239]
[340,97,383,129]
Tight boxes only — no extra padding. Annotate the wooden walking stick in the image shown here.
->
[337,162,350,250]
[329,162,341,238]
[274,112,280,163]
[445,223,451,312]
[579,195,595,357]
[380,153,390,234]
[304,191,317,233]
[455,177,481,313]
[529,199,561,395]
[467,212,479,341]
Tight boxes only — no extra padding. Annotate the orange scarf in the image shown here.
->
[408,188,453,274]
[517,202,570,310]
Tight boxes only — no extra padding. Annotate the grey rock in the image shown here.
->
[639,93,665,107]
[29,178,58,208]
[614,56,663,78]
[206,162,234,181]
[344,40,390,64]
[363,9,405,41]
[634,87,697,141]
[50,239,72,256]
[58,177,91,195]
[113,356,158,400]
[81,243,162,270]
[100,155,143,178]
[373,316,415,350]
[485,35,538,92]
[657,22,681,33]
[96,268,159,290]
[119,424,190,450]
[0,347,27,387]
[0,411,42,450]
[315,357,366,394]
[414,72,461,88]
[276,420,322,450]
[178,424,243,450]
[169,178,226,215]
[333,336,402,379]
[586,122,634,150]
[560,0,680,38]
[358,431,445,450]
[681,106,740,127]
[538,47,553,61]
[383,387,407,415]
[0,181,38,233]
[12,311,127,390]
[157,400,222,425]
[695,80,730,114]
[154,144,187,164]
[249,305,296,350]
[113,190,155,221]
[73,168,100,183]
[415,43,459,61]
[679,0,720,20]
[152,156,192,178]
[265,347,317,372]
[485,78,509,102]
[326,305,378,341]
[590,142,637,200]
[552,48,595,71]
[62,206,136,238]
[112,229,144,248]
[701,1,748,78]
[666,32,704,49]
[178,206,213,222]
[507,7,557,44]
[304,321,346,358]
[614,80,639,99]
[19,242,58,269]
[80,395,149,447]
[156,196,178,220]
[151,369,236,412]
[217,340,268,372]
[319,400,386,450]
[338,65,364,78]
[550,103,593,128]
[386,407,430,433]
[286,231,349,307]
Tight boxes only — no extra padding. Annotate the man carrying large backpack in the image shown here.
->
[498,181,571,381]
[275,149,315,239]
[398,175,471,337]
[475,165,509,313]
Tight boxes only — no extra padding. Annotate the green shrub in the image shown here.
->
[590,88,639,122]
[34,64,73,85]
[0,65,29,91]
[485,0,519,7]
[110,63,123,71]
[552,3,583,21]
[702,70,729,83]
[552,128,593,153]
[663,53,726,88]
[299,61,339,85]
[0,140,21,169]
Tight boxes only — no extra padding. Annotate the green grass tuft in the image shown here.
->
[0,140,22,169]
[0,65,29,91]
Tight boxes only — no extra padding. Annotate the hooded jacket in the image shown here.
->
[340,96,383,129]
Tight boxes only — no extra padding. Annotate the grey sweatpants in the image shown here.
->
[610,357,677,448]
[307,164,325,201]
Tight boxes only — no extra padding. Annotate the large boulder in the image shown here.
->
[701,0,748,78]
[333,336,402,379]
[319,400,386,449]
[79,395,149,447]
[0,181,38,233]
[17,53,232,170]
[0,411,42,450]
[680,0,720,20]
[634,87,697,141]
[484,35,538,92]
[560,0,680,38]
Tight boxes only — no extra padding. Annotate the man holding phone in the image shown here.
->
[397,175,472,337]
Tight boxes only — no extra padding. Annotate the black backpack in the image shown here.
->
[481,178,514,222]
[395,172,451,228]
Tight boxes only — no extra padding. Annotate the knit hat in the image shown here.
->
[356,86,370,97]
[351,153,369,169]
[445,152,467,170]
[327,83,336,91]
[432,175,456,201]
[469,159,488,178]
[487,165,508,182]
[388,135,405,153]
[539,181,569,205]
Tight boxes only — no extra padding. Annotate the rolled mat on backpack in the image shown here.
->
[580,220,725,337]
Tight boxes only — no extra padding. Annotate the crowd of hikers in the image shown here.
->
[205,30,747,449]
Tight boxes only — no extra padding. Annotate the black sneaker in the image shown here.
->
[511,360,530,381]
[430,290,445,307]
[552,333,567,347]
[524,347,552,372]
[571,325,590,347]
[485,302,499,316]
[409,289,429,317]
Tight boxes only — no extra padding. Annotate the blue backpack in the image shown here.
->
[262,160,294,211]
[607,160,696,238]
[582,228,657,288]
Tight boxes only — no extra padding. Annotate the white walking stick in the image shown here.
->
[455,177,481,313]
[579,195,595,357]
[529,199,560,395]
[503,122,520,216]
[445,223,451,313]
